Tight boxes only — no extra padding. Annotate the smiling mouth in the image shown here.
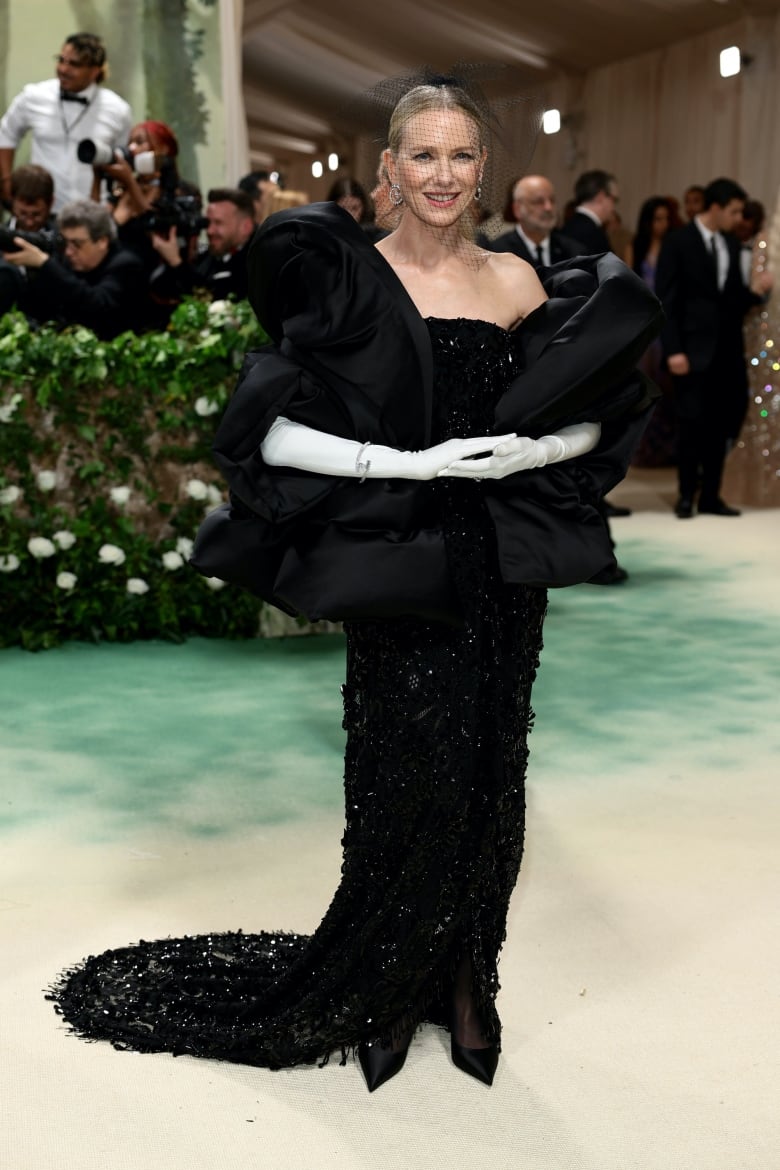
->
[424,193,459,206]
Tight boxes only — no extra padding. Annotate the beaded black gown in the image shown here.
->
[49,318,548,1067]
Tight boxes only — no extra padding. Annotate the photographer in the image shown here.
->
[149,187,255,304]
[89,119,202,328]
[0,33,131,211]
[1,198,145,339]
[0,165,57,314]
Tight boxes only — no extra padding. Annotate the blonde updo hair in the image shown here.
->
[387,84,488,156]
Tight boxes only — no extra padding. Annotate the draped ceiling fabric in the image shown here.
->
[239,0,780,223]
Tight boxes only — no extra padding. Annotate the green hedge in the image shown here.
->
[0,298,270,651]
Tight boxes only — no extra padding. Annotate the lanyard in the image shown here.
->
[58,96,91,140]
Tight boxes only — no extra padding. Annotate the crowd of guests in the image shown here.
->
[1,34,771,527]
[0,33,274,337]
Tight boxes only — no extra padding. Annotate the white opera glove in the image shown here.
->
[260,416,518,482]
[440,421,602,480]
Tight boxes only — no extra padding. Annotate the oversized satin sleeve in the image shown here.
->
[484,254,664,586]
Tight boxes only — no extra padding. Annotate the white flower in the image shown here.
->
[126,577,150,595]
[98,543,126,566]
[56,571,77,590]
[194,395,220,417]
[27,536,57,559]
[109,485,131,505]
[162,550,184,571]
[205,299,230,322]
[204,576,226,591]
[36,470,58,491]
[0,393,23,423]
[0,485,21,505]
[206,484,223,505]
[0,554,20,572]
[175,536,194,558]
[186,478,209,500]
[53,530,76,550]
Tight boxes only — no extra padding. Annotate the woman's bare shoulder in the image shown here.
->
[484,249,547,316]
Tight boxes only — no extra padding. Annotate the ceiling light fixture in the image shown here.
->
[720,46,741,77]
[542,109,561,135]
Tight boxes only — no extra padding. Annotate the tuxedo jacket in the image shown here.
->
[192,203,662,623]
[654,220,756,373]
[560,211,611,255]
[488,228,580,267]
[21,243,146,339]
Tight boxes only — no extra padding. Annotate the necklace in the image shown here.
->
[59,94,91,140]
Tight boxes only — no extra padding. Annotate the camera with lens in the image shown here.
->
[77,139,156,175]
[134,159,209,240]
[0,224,59,254]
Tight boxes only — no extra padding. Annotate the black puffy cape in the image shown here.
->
[192,203,662,623]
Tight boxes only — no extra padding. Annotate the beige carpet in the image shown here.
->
[2,469,778,1170]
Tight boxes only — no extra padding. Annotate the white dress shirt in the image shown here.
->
[694,216,729,291]
[0,78,132,210]
[515,224,550,266]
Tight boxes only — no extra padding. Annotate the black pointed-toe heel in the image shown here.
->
[450,1036,499,1086]
[358,1038,410,1093]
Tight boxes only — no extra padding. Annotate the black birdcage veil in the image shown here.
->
[352,64,544,248]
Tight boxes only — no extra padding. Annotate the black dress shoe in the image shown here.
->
[674,497,694,518]
[603,501,632,517]
[698,498,741,516]
[451,1036,499,1086]
[587,563,629,585]
[358,1038,410,1092]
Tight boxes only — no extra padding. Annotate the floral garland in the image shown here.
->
[0,299,270,650]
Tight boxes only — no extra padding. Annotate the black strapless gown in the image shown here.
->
[48,320,548,1067]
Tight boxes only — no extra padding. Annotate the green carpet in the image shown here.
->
[2,534,777,844]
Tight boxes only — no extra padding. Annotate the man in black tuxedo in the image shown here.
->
[488,175,580,269]
[558,168,631,573]
[561,170,618,254]
[655,177,771,517]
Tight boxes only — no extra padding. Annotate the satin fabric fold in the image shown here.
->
[193,203,663,621]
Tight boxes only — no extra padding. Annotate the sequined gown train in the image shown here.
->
[49,319,548,1067]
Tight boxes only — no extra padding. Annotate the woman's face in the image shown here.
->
[389,107,485,228]
[652,205,670,238]
[128,125,153,156]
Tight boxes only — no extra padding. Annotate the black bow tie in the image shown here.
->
[60,91,89,105]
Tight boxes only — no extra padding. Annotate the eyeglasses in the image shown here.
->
[54,55,91,68]
[62,236,91,250]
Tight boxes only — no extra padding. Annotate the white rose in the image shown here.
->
[175,536,194,558]
[194,396,220,417]
[36,470,58,491]
[110,486,131,505]
[53,530,76,550]
[205,576,226,591]
[0,554,20,572]
[206,484,223,505]
[27,536,57,559]
[0,393,23,423]
[0,485,21,505]
[98,543,126,566]
[208,299,230,316]
[56,571,77,590]
[162,550,184,571]
[186,478,209,501]
[126,577,150,595]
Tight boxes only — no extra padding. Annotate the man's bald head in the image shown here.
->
[511,175,558,241]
